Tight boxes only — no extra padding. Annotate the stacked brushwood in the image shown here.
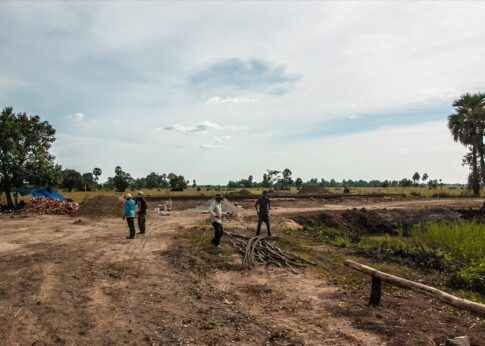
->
[226,231,315,273]
[21,198,79,215]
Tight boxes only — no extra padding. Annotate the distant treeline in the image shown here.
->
[53,167,451,193]
[226,169,448,190]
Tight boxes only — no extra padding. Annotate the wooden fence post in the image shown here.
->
[369,277,382,306]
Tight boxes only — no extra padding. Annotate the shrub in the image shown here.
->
[307,225,360,244]
[449,260,485,294]
[331,236,351,248]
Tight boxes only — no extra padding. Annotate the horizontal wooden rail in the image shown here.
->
[344,259,485,316]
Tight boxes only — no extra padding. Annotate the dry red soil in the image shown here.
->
[0,197,483,345]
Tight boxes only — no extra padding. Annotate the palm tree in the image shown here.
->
[412,172,420,185]
[92,167,102,182]
[448,93,485,196]
[422,173,429,184]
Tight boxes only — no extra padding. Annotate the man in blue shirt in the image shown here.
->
[123,193,136,239]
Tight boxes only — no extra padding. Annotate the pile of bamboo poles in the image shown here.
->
[226,231,314,273]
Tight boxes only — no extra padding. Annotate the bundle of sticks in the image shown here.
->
[226,231,315,273]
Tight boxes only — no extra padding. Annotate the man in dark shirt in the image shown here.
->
[136,191,148,234]
[255,191,271,236]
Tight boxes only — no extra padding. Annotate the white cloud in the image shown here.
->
[198,144,223,150]
[206,96,259,104]
[160,120,243,134]
[68,112,85,121]
[214,135,231,144]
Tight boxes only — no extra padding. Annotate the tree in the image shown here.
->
[280,168,293,189]
[81,172,95,191]
[115,165,123,176]
[145,172,161,189]
[132,177,146,189]
[113,166,132,192]
[422,173,429,184]
[60,169,83,192]
[192,179,197,188]
[448,93,485,196]
[168,173,187,191]
[412,172,420,185]
[0,107,60,207]
[265,170,281,188]
[262,173,271,188]
[398,178,413,187]
[295,177,303,189]
[428,179,438,189]
[160,173,169,188]
[227,175,254,188]
[93,167,102,183]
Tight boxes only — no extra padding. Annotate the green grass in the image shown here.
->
[411,222,485,262]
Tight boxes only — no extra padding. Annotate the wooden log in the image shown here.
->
[344,259,485,316]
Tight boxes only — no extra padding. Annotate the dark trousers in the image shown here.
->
[138,213,146,233]
[256,214,271,236]
[211,222,224,246]
[126,217,135,238]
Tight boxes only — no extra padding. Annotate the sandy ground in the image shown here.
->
[0,197,483,345]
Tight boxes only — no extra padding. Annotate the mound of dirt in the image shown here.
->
[74,195,124,218]
[274,218,303,231]
[289,207,461,236]
[298,185,330,195]
[238,189,253,196]
[227,189,256,197]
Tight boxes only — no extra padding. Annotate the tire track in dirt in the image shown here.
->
[211,267,385,345]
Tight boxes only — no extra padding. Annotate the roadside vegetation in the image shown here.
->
[305,221,485,295]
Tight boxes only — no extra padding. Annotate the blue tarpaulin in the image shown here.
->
[16,187,65,200]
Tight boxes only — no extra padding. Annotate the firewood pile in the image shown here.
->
[21,198,79,215]
[226,231,315,273]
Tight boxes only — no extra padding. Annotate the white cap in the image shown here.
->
[126,193,132,198]
[137,191,143,196]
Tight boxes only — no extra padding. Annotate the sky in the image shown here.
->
[1,1,485,184]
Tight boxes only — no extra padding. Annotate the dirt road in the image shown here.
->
[0,198,483,345]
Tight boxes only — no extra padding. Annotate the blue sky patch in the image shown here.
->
[305,103,452,138]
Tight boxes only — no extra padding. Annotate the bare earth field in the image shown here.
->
[0,197,484,345]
